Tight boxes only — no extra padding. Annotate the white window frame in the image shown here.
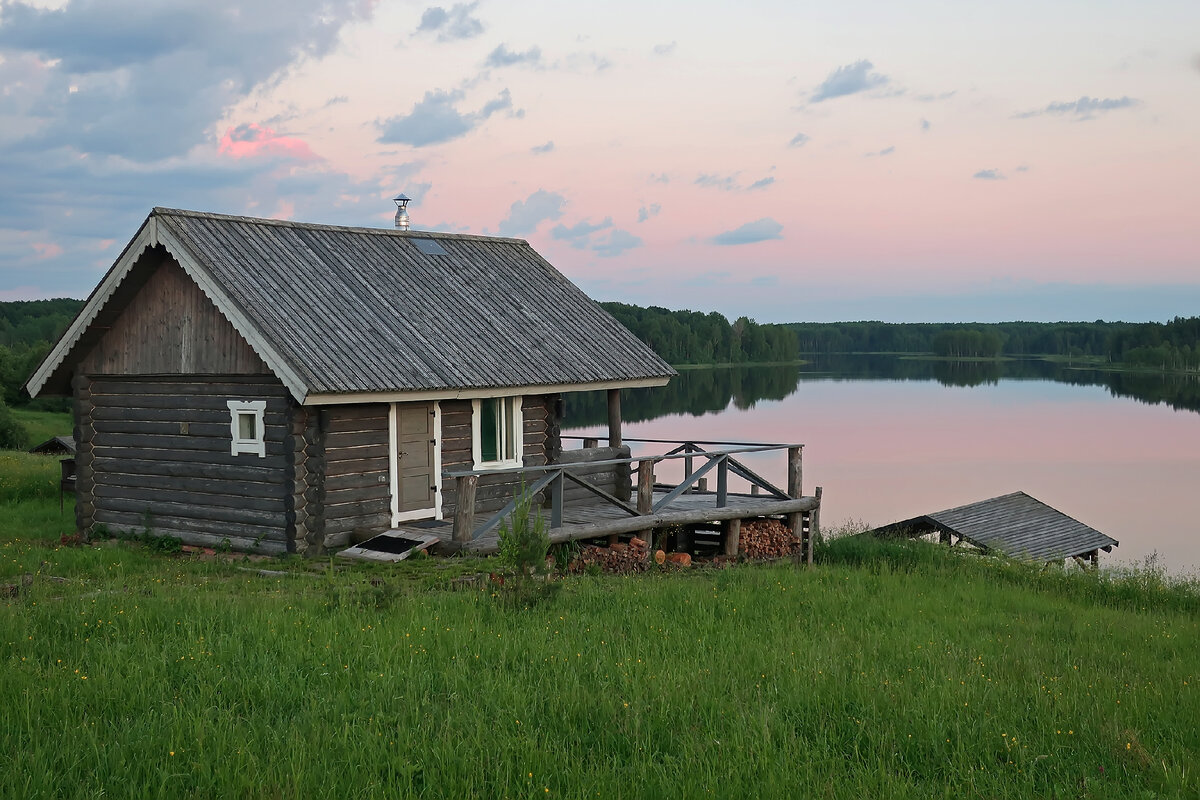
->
[227,400,266,457]
[471,396,523,470]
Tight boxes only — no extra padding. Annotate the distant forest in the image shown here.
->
[606,304,1200,371]
[1,299,83,407]
[600,303,799,365]
[787,319,1200,370]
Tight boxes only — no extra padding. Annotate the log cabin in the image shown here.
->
[26,208,675,554]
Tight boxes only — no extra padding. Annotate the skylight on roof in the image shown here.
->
[411,238,448,256]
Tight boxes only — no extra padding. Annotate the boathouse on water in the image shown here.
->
[28,207,821,557]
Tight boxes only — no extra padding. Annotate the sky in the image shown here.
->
[0,0,1197,323]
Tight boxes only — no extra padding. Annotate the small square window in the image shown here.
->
[227,400,267,457]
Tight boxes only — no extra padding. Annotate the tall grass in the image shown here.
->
[9,409,72,447]
[1,481,1198,796]
[0,451,63,503]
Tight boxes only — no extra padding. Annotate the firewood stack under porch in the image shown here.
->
[398,437,822,563]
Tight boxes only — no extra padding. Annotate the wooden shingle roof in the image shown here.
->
[28,208,675,403]
[872,491,1118,562]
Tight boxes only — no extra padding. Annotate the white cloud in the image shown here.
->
[1014,95,1138,119]
[811,60,888,102]
[710,218,783,246]
[497,189,566,236]
[377,88,515,147]
[416,3,484,41]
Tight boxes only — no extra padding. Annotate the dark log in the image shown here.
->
[93,509,286,541]
[89,379,288,397]
[323,485,390,506]
[90,445,287,470]
[323,430,387,449]
[787,446,802,499]
[93,484,284,513]
[809,487,821,566]
[91,457,278,482]
[91,406,286,425]
[94,471,284,499]
[324,444,390,463]
[723,518,741,557]
[453,475,477,544]
[94,432,286,455]
[97,496,285,526]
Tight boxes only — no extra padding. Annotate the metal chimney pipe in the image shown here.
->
[393,194,411,230]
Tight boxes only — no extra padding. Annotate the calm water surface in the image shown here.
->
[565,359,1200,573]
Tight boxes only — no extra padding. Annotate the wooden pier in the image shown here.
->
[392,438,822,562]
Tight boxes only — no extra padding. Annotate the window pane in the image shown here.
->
[238,412,257,441]
[480,398,499,462]
[503,397,515,460]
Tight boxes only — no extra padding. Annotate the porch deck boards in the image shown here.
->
[401,489,809,555]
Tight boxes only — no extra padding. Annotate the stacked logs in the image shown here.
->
[570,537,651,573]
[738,518,800,560]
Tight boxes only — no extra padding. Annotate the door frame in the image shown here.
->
[388,400,442,526]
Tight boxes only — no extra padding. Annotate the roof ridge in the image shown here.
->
[151,207,528,245]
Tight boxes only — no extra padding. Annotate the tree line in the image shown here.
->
[0,299,83,447]
[787,320,1135,358]
[600,303,798,365]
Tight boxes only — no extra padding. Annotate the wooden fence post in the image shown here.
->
[453,475,477,544]
[808,486,822,565]
[786,446,803,538]
[636,459,655,551]
[715,456,728,508]
[723,518,741,558]
[549,470,563,529]
[787,446,802,498]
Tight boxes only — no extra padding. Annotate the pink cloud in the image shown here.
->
[218,123,319,161]
[31,242,63,259]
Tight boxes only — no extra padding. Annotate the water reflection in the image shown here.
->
[564,356,1200,427]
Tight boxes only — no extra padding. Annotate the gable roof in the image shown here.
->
[28,208,675,403]
[871,491,1118,562]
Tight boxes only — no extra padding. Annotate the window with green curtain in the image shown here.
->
[480,397,500,462]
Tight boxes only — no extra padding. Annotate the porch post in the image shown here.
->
[607,388,622,447]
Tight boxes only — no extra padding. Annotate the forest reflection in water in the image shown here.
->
[563,355,1200,429]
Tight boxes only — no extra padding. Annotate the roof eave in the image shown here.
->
[301,375,673,406]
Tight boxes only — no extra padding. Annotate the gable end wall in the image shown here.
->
[79,255,271,377]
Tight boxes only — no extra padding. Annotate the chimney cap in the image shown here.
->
[393,193,411,230]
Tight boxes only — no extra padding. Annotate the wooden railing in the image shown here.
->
[442,438,806,544]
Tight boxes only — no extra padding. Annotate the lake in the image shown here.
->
[564,357,1200,574]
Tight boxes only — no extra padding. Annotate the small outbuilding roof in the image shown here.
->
[28,435,76,456]
[28,208,675,404]
[871,491,1118,562]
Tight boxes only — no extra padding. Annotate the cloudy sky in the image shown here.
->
[1,0,1197,322]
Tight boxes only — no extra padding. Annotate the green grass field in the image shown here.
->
[8,408,72,449]
[1,454,1197,798]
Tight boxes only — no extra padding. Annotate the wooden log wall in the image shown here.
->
[84,376,292,553]
[440,395,553,517]
[72,375,96,535]
[321,404,391,548]
[290,405,325,555]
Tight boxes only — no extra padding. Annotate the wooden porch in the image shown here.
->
[401,437,823,562]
